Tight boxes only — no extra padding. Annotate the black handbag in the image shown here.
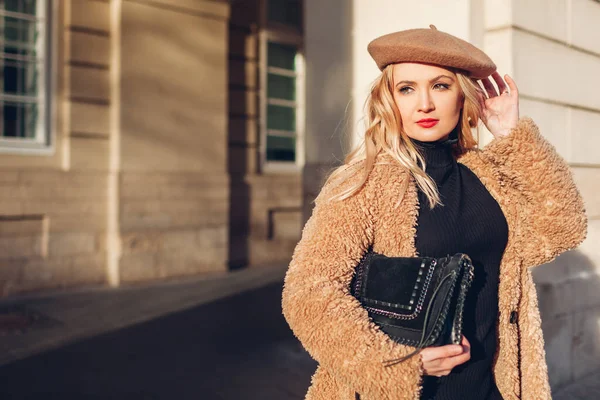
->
[350,248,474,367]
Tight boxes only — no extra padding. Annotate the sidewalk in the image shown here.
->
[0,276,316,400]
[554,370,600,400]
[0,263,288,367]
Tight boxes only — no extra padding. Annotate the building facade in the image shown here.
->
[0,0,303,295]
[0,0,598,392]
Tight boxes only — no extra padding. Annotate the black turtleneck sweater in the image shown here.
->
[412,134,508,400]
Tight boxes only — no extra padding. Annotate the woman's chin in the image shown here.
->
[408,129,450,142]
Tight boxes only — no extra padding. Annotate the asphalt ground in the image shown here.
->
[0,282,317,400]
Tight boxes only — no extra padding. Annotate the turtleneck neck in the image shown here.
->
[410,131,458,169]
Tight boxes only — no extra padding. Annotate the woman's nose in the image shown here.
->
[418,91,435,112]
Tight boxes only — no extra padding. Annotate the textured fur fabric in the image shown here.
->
[281,117,588,400]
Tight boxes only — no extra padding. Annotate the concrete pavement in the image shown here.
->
[554,370,600,400]
[0,264,289,367]
[0,268,317,400]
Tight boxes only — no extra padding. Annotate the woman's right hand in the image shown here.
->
[420,335,471,377]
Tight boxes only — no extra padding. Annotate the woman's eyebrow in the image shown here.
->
[395,75,455,87]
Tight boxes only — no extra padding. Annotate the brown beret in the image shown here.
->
[367,24,496,79]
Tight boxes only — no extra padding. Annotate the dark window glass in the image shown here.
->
[267,104,295,132]
[267,0,301,29]
[266,135,295,161]
[265,41,299,163]
[267,42,296,71]
[2,100,38,138]
[267,73,295,101]
[1,0,46,140]
[2,58,40,96]
[5,0,38,14]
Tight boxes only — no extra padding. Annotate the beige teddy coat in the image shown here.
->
[281,117,588,400]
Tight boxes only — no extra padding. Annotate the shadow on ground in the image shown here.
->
[0,282,316,400]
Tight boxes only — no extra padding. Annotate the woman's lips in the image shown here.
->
[417,119,439,128]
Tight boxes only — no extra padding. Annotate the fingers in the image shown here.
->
[420,338,472,377]
[422,350,471,377]
[461,335,470,349]
[420,344,463,363]
[504,74,519,96]
[491,72,508,94]
[441,351,471,371]
[422,353,471,377]
[477,73,518,98]
[480,77,498,98]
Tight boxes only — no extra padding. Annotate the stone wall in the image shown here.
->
[0,0,111,296]
[118,0,230,282]
[0,0,233,295]
[0,0,305,296]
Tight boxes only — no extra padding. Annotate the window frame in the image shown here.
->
[0,1,54,154]
[258,0,305,174]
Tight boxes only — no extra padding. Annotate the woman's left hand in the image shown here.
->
[475,71,520,139]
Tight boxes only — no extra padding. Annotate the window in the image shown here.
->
[260,0,304,171]
[266,41,299,162]
[0,0,51,150]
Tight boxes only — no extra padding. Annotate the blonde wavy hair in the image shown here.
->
[324,64,485,209]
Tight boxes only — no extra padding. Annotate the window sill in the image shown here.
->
[262,161,303,175]
[0,141,55,156]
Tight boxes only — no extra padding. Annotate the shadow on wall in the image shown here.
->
[302,0,355,223]
[121,6,226,170]
[533,249,600,392]
[226,3,254,270]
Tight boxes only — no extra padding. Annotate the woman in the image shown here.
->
[281,25,587,400]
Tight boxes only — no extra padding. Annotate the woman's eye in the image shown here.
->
[434,83,450,90]
[399,86,413,94]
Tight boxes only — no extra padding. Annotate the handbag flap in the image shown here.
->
[360,254,432,314]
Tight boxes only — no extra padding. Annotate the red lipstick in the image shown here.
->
[417,118,439,128]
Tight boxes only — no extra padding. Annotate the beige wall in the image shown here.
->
[0,0,110,296]
[0,0,235,295]
[118,0,230,282]
[0,0,304,296]
[303,0,354,220]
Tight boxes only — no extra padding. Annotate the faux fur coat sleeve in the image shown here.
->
[480,116,588,267]
[281,164,424,399]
